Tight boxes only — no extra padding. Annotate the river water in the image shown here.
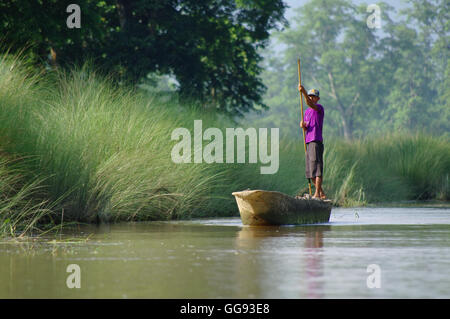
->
[1,207,449,298]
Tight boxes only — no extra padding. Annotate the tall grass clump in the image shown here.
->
[312,134,450,205]
[0,55,250,224]
[2,65,230,221]
[0,54,56,236]
[0,156,54,237]
[360,134,450,201]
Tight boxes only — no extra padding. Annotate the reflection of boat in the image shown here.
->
[236,225,331,239]
[232,190,332,226]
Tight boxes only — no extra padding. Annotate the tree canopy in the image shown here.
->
[0,0,288,115]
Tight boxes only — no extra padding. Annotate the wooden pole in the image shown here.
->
[297,58,312,196]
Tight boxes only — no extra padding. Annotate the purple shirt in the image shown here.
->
[304,104,324,143]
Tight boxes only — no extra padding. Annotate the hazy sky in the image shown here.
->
[270,0,412,51]
[283,0,410,19]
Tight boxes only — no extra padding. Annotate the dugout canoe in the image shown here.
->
[232,190,332,226]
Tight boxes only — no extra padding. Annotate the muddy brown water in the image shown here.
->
[1,207,449,298]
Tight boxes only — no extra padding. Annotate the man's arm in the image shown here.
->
[304,94,319,111]
[300,120,308,130]
[298,85,319,111]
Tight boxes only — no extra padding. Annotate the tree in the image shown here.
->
[378,22,437,132]
[254,0,448,139]
[0,0,288,115]
[401,0,449,135]
[255,0,382,140]
[0,0,106,64]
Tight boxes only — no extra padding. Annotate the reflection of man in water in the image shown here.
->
[305,229,324,299]
[234,227,327,298]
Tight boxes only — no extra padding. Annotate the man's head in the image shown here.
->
[308,89,320,103]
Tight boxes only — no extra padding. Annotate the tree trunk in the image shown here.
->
[341,117,353,140]
[116,0,133,31]
[326,71,357,141]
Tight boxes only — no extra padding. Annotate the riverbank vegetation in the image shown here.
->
[0,55,449,236]
[0,0,449,237]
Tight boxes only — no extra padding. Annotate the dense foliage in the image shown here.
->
[252,0,449,139]
[0,0,287,115]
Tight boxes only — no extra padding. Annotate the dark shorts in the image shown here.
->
[305,141,324,178]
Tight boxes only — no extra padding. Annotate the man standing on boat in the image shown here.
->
[298,85,326,199]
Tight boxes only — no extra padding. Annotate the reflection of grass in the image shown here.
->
[1,234,93,256]
[0,53,449,237]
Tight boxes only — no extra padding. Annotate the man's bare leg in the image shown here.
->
[309,178,316,196]
[312,176,326,199]
[312,176,321,198]
[309,177,326,199]
[315,176,326,199]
